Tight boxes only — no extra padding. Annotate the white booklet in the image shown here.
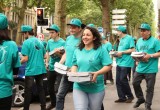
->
[131,52,146,61]
[67,72,93,83]
[54,62,69,71]
[49,47,65,56]
[54,68,68,75]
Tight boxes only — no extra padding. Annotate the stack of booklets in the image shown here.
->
[54,62,69,75]
[67,72,93,83]
[131,52,146,62]
[109,51,118,57]
[49,46,65,56]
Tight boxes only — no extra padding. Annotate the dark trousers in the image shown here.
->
[56,75,72,110]
[133,72,156,106]
[116,66,133,100]
[0,95,12,110]
[47,71,62,106]
[23,74,46,110]
[104,70,113,84]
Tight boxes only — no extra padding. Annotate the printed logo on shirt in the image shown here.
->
[139,45,149,51]
[0,46,7,64]
[34,40,42,50]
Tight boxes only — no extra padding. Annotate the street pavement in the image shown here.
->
[12,61,160,110]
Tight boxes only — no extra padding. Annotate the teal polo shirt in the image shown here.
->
[21,36,46,76]
[46,38,65,71]
[0,41,21,98]
[72,46,112,93]
[136,36,160,73]
[65,35,81,67]
[116,35,135,67]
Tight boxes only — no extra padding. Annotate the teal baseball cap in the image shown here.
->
[20,25,33,33]
[87,24,96,28]
[0,13,8,30]
[117,25,126,33]
[46,24,60,32]
[67,18,82,27]
[139,23,151,30]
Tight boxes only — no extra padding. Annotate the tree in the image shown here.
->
[113,0,154,37]
[15,0,28,45]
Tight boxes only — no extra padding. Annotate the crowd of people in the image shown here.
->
[0,13,160,110]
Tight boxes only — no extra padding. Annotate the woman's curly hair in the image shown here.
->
[78,26,102,50]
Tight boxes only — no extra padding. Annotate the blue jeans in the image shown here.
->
[116,66,133,100]
[56,75,72,110]
[73,89,105,110]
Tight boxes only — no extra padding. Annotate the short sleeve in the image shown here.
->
[21,40,30,56]
[72,49,78,66]
[129,37,135,49]
[154,39,160,52]
[101,47,112,66]
[46,41,50,52]
[12,42,21,68]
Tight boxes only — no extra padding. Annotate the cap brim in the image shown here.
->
[67,24,80,27]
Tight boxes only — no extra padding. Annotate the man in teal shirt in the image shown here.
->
[20,25,47,110]
[56,18,83,110]
[45,24,65,110]
[133,23,160,110]
[0,13,21,110]
[114,26,135,103]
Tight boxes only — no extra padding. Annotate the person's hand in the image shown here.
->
[142,54,150,62]
[46,63,49,70]
[116,52,123,57]
[91,72,98,82]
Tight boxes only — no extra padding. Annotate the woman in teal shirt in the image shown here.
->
[0,13,20,110]
[71,26,112,110]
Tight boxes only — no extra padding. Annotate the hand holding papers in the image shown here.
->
[67,72,93,83]
[109,51,118,57]
[54,62,70,75]
[131,52,146,62]
[49,47,65,57]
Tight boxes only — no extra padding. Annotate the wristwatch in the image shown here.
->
[150,54,154,58]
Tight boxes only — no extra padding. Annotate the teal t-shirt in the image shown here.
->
[116,35,135,67]
[0,41,21,98]
[102,41,112,53]
[46,38,65,71]
[72,46,112,93]
[65,35,81,67]
[21,36,46,76]
[136,36,160,73]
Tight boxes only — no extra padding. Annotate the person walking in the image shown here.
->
[132,23,160,110]
[56,18,83,110]
[20,25,47,110]
[102,35,114,84]
[71,26,112,110]
[114,25,134,103]
[0,13,21,110]
[45,24,65,110]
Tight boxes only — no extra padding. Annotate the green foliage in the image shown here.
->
[67,0,102,26]
[8,20,17,30]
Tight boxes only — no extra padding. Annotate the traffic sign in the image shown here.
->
[112,15,126,19]
[112,9,127,14]
[112,20,126,25]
